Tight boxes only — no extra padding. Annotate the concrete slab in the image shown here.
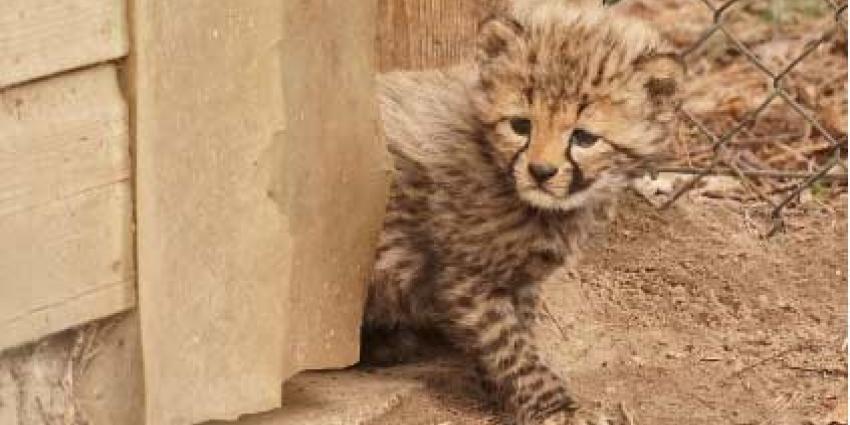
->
[214,369,425,425]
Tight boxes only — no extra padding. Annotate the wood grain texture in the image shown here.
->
[0,65,134,350]
[0,0,129,88]
[377,0,506,71]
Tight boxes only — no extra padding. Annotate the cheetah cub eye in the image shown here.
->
[509,117,532,136]
[569,128,600,148]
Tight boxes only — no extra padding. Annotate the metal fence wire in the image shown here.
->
[614,0,849,237]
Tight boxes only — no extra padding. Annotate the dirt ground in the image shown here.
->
[1,2,844,424]
[365,3,847,421]
[365,191,848,425]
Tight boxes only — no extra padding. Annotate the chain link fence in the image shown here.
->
[632,0,848,236]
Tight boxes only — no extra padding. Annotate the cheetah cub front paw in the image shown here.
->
[540,410,571,425]
[542,403,632,425]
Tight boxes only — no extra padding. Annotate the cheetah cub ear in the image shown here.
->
[476,15,527,84]
[633,53,686,120]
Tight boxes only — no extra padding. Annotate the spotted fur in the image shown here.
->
[363,3,682,424]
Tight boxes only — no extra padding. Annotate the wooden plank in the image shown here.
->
[278,0,387,376]
[0,65,132,217]
[377,0,603,72]
[0,0,129,88]
[133,3,289,423]
[133,0,386,423]
[0,64,134,350]
[377,0,506,71]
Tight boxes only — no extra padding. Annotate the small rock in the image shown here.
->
[630,355,645,366]
[665,351,685,360]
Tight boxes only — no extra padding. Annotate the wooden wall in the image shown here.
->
[0,0,133,351]
[377,0,507,71]
[0,0,129,88]
[0,2,136,424]
[3,1,387,424]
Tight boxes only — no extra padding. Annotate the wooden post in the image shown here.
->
[133,1,386,424]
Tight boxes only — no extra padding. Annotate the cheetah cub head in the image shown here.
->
[474,5,683,211]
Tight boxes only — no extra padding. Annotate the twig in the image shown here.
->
[767,148,844,237]
[723,345,808,382]
[725,133,807,146]
[766,141,832,166]
[722,154,778,207]
[9,365,28,425]
[541,300,570,343]
[781,363,848,378]
[651,167,848,180]
[757,392,800,425]
[62,332,85,425]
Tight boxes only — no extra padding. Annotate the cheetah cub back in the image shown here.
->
[365,3,682,424]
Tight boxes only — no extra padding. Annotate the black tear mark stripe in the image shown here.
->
[509,129,638,190]
[565,142,587,194]
[508,137,531,181]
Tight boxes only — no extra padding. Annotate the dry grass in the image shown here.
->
[618,0,847,204]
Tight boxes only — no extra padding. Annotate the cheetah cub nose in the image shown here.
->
[528,162,558,184]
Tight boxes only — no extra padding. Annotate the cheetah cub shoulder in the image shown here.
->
[365,3,682,424]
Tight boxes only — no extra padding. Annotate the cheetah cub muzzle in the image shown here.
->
[364,3,682,424]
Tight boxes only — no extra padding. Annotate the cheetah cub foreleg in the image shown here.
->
[440,281,577,424]
[368,3,682,424]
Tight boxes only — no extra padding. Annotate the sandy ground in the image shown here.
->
[1,1,845,424]
[1,189,842,425]
[365,192,848,425]
[368,2,850,423]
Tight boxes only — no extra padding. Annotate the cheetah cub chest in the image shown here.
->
[365,4,682,424]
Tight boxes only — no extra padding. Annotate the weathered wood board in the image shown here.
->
[133,1,386,424]
[377,0,506,71]
[133,2,289,423]
[278,0,387,377]
[0,64,135,350]
[0,0,129,88]
[377,0,601,72]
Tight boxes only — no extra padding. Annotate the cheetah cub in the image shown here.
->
[364,3,682,424]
